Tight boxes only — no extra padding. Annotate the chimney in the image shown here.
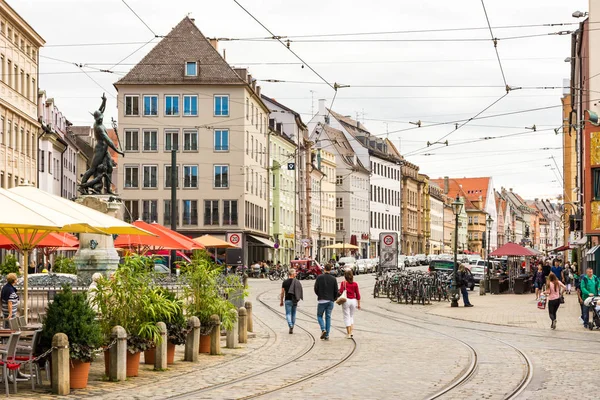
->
[443,176,449,194]
[234,68,247,82]
[247,74,252,85]
[251,80,257,92]
[209,38,218,51]
[256,85,261,97]
[318,99,326,116]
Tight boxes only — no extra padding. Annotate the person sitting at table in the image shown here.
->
[1,274,19,329]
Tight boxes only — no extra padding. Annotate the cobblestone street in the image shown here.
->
[10,273,600,399]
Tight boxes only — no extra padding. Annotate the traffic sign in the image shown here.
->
[379,232,398,271]
[287,163,295,170]
[227,233,241,247]
[383,234,394,246]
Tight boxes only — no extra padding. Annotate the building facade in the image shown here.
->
[115,17,273,265]
[317,148,336,262]
[0,2,44,189]
[401,160,423,255]
[429,183,444,255]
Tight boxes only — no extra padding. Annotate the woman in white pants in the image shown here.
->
[340,269,361,338]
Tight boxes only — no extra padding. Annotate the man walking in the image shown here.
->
[580,266,600,329]
[280,269,302,334]
[314,263,339,340]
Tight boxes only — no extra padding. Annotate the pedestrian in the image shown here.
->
[542,260,551,289]
[280,269,303,334]
[564,264,572,294]
[545,272,566,329]
[580,267,600,329]
[339,269,360,339]
[551,259,564,283]
[457,264,473,307]
[314,263,339,340]
[1,273,19,328]
[533,264,545,301]
[28,260,35,275]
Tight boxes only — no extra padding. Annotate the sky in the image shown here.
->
[13,0,589,200]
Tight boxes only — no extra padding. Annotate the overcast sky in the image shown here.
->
[15,0,588,200]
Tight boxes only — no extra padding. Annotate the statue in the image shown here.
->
[79,93,124,195]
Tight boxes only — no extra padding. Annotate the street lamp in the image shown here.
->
[486,215,493,292]
[451,195,463,308]
[340,229,346,257]
[316,226,322,263]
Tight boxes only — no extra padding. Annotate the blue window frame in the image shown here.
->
[143,95,158,116]
[185,62,197,76]
[183,95,198,116]
[214,129,229,152]
[214,165,229,188]
[165,95,179,116]
[214,95,229,116]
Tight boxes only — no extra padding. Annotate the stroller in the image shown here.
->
[583,296,600,330]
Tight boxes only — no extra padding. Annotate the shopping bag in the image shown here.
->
[537,296,547,310]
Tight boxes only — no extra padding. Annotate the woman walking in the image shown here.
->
[340,270,361,339]
[534,264,544,301]
[545,272,566,330]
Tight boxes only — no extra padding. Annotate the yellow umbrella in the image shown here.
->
[322,243,360,250]
[5,186,153,321]
[193,234,236,248]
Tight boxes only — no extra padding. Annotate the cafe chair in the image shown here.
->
[16,318,25,330]
[7,320,18,332]
[0,332,21,396]
[14,329,42,390]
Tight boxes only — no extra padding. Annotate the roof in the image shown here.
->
[430,177,488,212]
[321,125,369,174]
[116,17,246,86]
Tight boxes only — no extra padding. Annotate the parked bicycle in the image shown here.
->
[373,269,452,305]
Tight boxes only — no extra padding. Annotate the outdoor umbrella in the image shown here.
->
[151,223,204,250]
[489,242,537,257]
[114,220,201,251]
[193,234,235,248]
[0,232,78,250]
[322,243,360,250]
[5,185,152,321]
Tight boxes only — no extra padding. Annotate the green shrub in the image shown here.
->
[0,255,19,276]
[53,256,76,274]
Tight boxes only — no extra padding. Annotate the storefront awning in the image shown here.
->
[586,245,600,256]
[571,237,588,247]
[551,244,570,252]
[248,235,275,248]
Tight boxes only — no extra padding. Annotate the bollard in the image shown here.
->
[155,322,167,371]
[480,281,486,296]
[226,309,239,349]
[109,325,127,382]
[238,307,248,344]
[51,333,70,395]
[245,301,253,333]
[209,314,221,355]
[185,316,200,362]
[242,273,248,289]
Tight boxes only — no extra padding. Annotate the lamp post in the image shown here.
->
[316,226,322,263]
[451,196,463,308]
[341,229,346,257]
[486,215,493,292]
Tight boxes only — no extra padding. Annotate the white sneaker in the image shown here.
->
[346,334,351,339]
[579,317,584,324]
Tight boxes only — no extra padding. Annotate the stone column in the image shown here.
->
[51,333,69,395]
[184,316,200,362]
[109,325,127,382]
[154,322,167,371]
[226,309,238,349]
[73,195,124,283]
[238,307,248,344]
[209,315,221,355]
[245,301,253,332]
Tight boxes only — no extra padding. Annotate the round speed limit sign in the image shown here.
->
[383,235,394,246]
[229,234,241,245]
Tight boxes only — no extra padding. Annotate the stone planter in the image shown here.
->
[126,351,141,377]
[103,349,110,376]
[69,359,91,389]
[167,342,176,364]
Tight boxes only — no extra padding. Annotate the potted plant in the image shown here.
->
[38,285,102,389]
[52,256,77,274]
[92,255,179,376]
[141,288,183,365]
[0,254,19,276]
[183,251,244,353]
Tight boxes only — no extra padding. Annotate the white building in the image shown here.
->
[429,183,445,255]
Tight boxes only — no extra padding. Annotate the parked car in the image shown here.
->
[290,259,322,279]
[406,256,418,267]
[368,258,379,272]
[337,257,358,274]
[356,259,368,274]
[415,254,427,265]
[468,265,486,284]
[428,259,454,273]
[398,255,409,268]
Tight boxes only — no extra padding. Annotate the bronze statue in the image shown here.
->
[79,93,124,195]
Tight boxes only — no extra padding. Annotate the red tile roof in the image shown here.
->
[431,177,491,212]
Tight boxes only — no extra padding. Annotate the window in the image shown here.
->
[183,165,198,188]
[182,200,198,225]
[336,176,343,185]
[594,168,600,200]
[336,218,344,231]
[204,200,219,225]
[124,200,139,223]
[143,95,158,116]
[124,95,139,116]
[214,95,229,116]
[165,165,179,188]
[143,130,157,151]
[468,216,473,225]
[474,215,479,224]
[182,130,198,151]
[48,151,52,174]
[124,129,139,151]
[165,95,179,116]
[163,200,178,226]
[214,165,229,188]
[124,166,139,188]
[142,165,157,188]
[214,129,229,151]
[38,150,44,172]
[165,130,179,151]
[183,95,198,116]
[336,198,343,208]
[142,200,158,223]
[223,200,238,225]
[185,61,197,76]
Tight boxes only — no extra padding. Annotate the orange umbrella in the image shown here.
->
[150,223,204,250]
[0,232,78,250]
[114,220,190,250]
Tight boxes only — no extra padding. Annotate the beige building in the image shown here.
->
[401,160,423,254]
[313,148,336,262]
[0,2,44,189]
[115,17,272,264]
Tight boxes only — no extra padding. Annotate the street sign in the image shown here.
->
[287,162,295,170]
[379,232,398,270]
[227,233,241,247]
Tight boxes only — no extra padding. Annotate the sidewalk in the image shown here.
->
[426,291,587,332]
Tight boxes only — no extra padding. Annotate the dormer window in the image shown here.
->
[185,61,197,76]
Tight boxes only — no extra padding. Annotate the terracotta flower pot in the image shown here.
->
[126,351,141,377]
[104,349,110,376]
[199,334,210,354]
[144,348,155,365]
[167,342,176,364]
[70,359,91,389]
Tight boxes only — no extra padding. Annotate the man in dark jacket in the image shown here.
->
[314,263,338,340]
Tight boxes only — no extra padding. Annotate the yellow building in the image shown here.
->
[419,173,431,255]
[0,2,44,188]
[562,91,577,253]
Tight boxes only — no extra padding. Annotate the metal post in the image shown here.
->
[451,211,460,308]
[486,224,491,291]
[170,147,177,270]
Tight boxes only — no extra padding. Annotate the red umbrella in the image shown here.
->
[150,223,204,250]
[0,232,78,250]
[490,242,537,257]
[114,220,189,250]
